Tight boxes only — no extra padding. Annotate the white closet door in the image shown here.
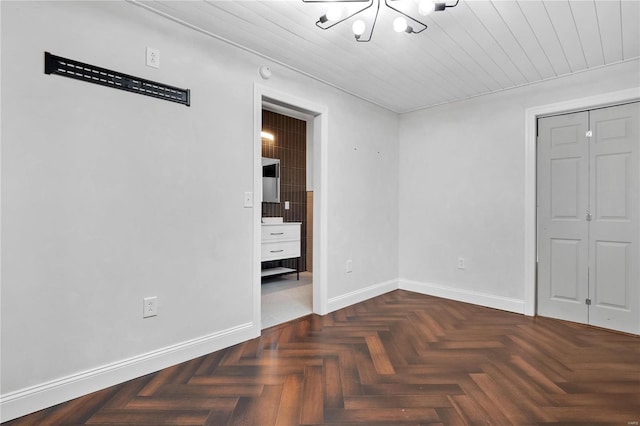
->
[537,111,590,324]
[589,102,639,334]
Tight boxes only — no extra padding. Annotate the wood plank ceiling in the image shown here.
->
[134,0,640,113]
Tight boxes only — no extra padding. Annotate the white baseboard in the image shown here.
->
[1,279,525,422]
[399,279,524,314]
[0,322,258,423]
[327,279,398,313]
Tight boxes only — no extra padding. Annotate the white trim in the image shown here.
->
[327,279,398,313]
[262,100,315,123]
[314,110,329,315]
[253,87,264,330]
[399,279,525,314]
[0,322,256,423]
[524,88,640,317]
[253,85,330,331]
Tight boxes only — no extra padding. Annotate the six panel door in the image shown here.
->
[588,103,639,334]
[537,111,590,325]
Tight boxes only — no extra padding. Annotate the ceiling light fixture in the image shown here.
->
[303,0,459,42]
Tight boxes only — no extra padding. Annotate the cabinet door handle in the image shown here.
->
[270,249,284,253]
[270,232,284,235]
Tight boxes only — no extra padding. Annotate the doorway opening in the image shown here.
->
[253,86,328,332]
[260,106,314,328]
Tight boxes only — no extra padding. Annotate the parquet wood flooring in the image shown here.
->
[5,290,640,425]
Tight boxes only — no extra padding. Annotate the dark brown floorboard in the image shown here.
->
[4,290,640,425]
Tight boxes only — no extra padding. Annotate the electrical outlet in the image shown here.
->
[457,257,465,270]
[143,296,158,318]
[284,201,290,210]
[146,47,160,68]
[346,259,353,273]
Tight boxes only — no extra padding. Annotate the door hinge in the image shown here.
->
[586,298,592,305]
[586,130,593,138]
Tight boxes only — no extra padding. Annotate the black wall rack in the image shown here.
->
[44,52,190,107]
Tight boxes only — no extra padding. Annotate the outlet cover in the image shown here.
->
[143,296,158,318]
[346,259,353,273]
[146,47,160,68]
[457,257,465,270]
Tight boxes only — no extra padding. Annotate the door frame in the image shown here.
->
[253,84,329,331]
[524,88,640,316]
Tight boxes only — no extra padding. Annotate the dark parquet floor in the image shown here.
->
[5,290,640,425]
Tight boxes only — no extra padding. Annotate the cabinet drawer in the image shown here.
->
[261,224,300,242]
[261,241,300,261]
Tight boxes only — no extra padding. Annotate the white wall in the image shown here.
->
[326,99,399,301]
[0,1,399,420]
[10,1,637,420]
[399,59,640,312]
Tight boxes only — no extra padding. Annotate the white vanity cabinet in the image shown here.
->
[261,222,301,279]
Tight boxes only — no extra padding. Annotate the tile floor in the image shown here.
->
[261,271,312,329]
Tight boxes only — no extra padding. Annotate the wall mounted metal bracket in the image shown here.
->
[44,52,190,107]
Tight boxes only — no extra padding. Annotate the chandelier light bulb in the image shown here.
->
[326,4,342,21]
[304,0,460,43]
[393,16,408,33]
[418,0,436,16]
[352,19,366,36]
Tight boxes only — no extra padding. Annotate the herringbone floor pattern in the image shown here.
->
[5,290,640,425]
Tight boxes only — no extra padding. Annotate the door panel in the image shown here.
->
[538,102,639,334]
[589,102,639,334]
[549,238,581,302]
[551,158,581,219]
[595,153,629,220]
[594,241,629,308]
[537,112,589,323]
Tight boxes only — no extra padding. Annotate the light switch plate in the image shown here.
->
[243,192,253,208]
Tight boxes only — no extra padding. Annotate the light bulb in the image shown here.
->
[352,19,366,36]
[326,4,342,21]
[418,0,435,15]
[393,17,408,33]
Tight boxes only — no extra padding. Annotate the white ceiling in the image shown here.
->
[134,0,640,113]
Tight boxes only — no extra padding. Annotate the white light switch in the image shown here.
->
[284,201,290,210]
[243,192,253,208]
